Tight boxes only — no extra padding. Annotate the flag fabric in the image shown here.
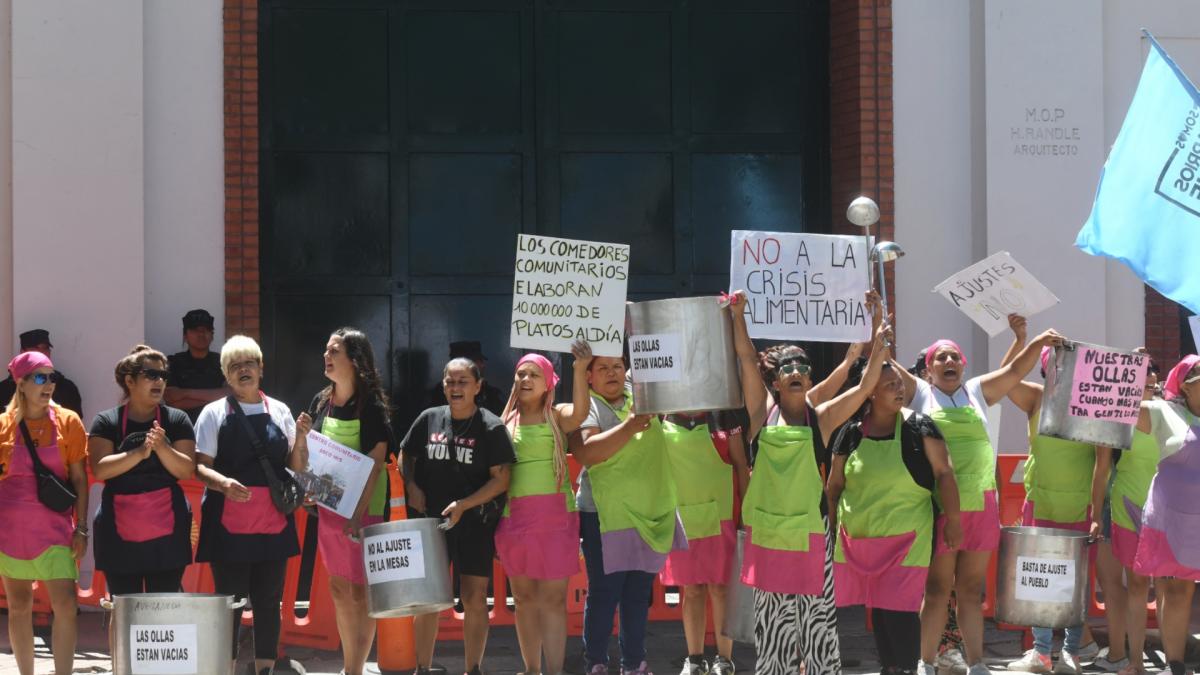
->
[1076,32,1200,313]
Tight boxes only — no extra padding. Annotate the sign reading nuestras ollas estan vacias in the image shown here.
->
[1068,345,1147,425]
[510,234,630,357]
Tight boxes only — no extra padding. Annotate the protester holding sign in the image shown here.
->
[494,341,592,675]
[0,351,89,675]
[892,325,1064,675]
[727,290,888,675]
[660,408,748,675]
[300,328,394,675]
[401,357,514,675]
[826,357,961,675]
[1131,355,1200,675]
[194,336,303,675]
[996,318,1103,672]
[570,353,685,675]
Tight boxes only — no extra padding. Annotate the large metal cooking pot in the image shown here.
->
[363,518,454,618]
[995,526,1090,628]
[721,529,755,643]
[1039,341,1140,450]
[626,296,744,415]
[109,593,243,675]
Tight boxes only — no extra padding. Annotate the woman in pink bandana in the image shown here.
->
[0,351,89,675]
[495,341,593,675]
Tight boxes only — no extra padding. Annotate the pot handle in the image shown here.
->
[100,598,113,611]
[230,597,248,610]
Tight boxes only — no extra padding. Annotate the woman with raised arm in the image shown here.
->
[891,325,1065,675]
[728,290,888,675]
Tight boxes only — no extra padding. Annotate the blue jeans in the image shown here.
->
[580,511,655,670]
[1033,624,1083,656]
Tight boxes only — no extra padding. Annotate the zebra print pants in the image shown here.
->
[753,515,841,675]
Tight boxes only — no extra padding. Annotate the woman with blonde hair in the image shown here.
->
[494,341,592,675]
[0,351,89,675]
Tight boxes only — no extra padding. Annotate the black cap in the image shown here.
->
[182,309,215,330]
[911,349,928,376]
[19,329,52,350]
[448,340,486,362]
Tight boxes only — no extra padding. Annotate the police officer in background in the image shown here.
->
[165,309,229,422]
[0,329,83,416]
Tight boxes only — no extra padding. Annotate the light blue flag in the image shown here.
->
[1076,32,1200,313]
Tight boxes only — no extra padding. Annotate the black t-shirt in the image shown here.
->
[307,393,392,456]
[400,405,516,516]
[167,352,225,390]
[88,405,196,481]
[830,411,943,491]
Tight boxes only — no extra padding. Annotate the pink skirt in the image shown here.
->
[935,490,1000,555]
[834,529,927,611]
[495,493,580,580]
[318,511,385,584]
[1112,522,1139,569]
[660,520,735,586]
[740,529,825,595]
[1134,527,1200,581]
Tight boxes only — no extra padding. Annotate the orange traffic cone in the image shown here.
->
[377,462,417,674]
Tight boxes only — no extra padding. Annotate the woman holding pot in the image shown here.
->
[89,345,195,597]
[827,358,962,675]
[727,290,889,675]
[194,336,303,675]
[0,351,89,675]
[495,342,592,675]
[401,356,514,675]
[892,324,1064,675]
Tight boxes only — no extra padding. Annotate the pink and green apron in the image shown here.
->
[659,417,735,586]
[1020,413,1094,533]
[1111,429,1159,567]
[587,393,685,574]
[740,419,826,595]
[928,401,1000,554]
[1133,418,1200,580]
[495,422,580,579]
[0,408,77,580]
[834,413,933,611]
[316,414,386,584]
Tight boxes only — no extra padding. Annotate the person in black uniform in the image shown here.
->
[428,341,506,416]
[165,309,229,421]
[0,329,83,416]
[194,335,304,675]
[88,346,196,603]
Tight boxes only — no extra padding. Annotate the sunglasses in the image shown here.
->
[777,362,811,376]
[140,368,170,382]
[29,372,62,385]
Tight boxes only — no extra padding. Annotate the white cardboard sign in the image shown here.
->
[1014,555,1076,603]
[131,624,198,675]
[1189,315,1200,355]
[729,230,872,342]
[297,431,376,519]
[364,529,427,585]
[629,333,683,383]
[933,252,1060,337]
[510,234,629,357]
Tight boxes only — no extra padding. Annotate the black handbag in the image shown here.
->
[447,412,506,526]
[227,396,303,515]
[18,420,77,513]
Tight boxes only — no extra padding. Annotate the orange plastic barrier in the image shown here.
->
[278,507,341,651]
[378,463,417,673]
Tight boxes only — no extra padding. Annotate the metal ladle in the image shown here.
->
[846,196,880,288]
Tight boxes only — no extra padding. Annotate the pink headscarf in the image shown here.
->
[925,339,967,369]
[1163,354,1200,401]
[1040,346,1052,376]
[515,353,559,390]
[7,352,53,381]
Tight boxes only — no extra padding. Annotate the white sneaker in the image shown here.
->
[1092,653,1131,672]
[1074,642,1100,660]
[918,662,937,675]
[937,649,970,675]
[1007,648,1051,673]
[968,664,993,675]
[1053,650,1082,675]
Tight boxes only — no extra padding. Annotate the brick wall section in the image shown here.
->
[223,0,261,339]
[1145,288,1185,365]
[829,0,895,320]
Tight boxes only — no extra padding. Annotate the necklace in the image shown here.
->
[451,411,475,438]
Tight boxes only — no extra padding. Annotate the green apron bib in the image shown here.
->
[929,403,995,513]
[1111,429,1160,531]
[586,393,680,554]
[1023,412,1095,524]
[834,413,933,568]
[741,418,824,552]
[321,416,387,517]
[662,419,733,540]
[505,423,575,515]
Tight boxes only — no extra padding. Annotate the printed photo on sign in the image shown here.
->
[131,624,198,675]
[1069,345,1147,425]
[729,230,872,342]
[510,233,630,357]
[364,530,427,585]
[629,333,683,383]
[297,431,376,519]
[1014,556,1076,604]
[933,252,1060,337]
